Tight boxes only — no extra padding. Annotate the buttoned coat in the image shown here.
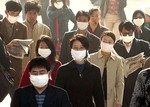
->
[88,50,124,107]
[55,60,105,107]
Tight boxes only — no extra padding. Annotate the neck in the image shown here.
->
[27,20,36,28]
[101,51,111,56]
[78,29,87,36]
[89,23,98,31]
[75,59,85,64]
[34,84,47,94]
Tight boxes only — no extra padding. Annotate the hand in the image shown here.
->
[140,57,146,65]
[113,103,121,107]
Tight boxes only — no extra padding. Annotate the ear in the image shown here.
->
[5,10,8,16]
[48,71,52,80]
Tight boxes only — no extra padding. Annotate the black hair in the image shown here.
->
[119,20,135,32]
[70,34,89,50]
[5,1,22,12]
[35,35,57,62]
[25,1,41,13]
[28,57,51,72]
[101,31,116,42]
[76,10,90,21]
[89,7,101,16]
[51,0,67,8]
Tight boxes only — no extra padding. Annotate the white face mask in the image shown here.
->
[30,74,49,88]
[54,2,64,9]
[122,34,135,43]
[71,49,86,61]
[38,48,51,58]
[77,22,88,30]
[133,18,144,27]
[7,15,18,24]
[101,42,114,53]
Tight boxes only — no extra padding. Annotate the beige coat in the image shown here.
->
[88,50,124,107]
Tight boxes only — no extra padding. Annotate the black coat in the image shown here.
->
[11,85,72,107]
[55,60,105,107]
[114,38,150,107]
[59,30,100,64]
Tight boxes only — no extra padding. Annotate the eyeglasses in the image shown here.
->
[121,32,133,36]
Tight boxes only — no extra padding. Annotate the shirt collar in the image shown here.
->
[98,50,116,60]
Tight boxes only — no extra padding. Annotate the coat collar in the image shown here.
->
[97,50,116,60]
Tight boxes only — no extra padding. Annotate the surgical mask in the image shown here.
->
[71,49,86,61]
[122,34,135,43]
[54,2,64,9]
[38,48,51,58]
[30,74,49,88]
[77,22,88,30]
[7,15,18,24]
[101,42,114,53]
[133,18,144,27]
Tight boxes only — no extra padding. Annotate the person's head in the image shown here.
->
[5,1,22,24]
[70,34,89,63]
[144,6,150,23]
[132,10,145,27]
[29,57,51,88]
[100,31,115,53]
[35,35,57,62]
[25,1,41,24]
[119,20,135,43]
[76,10,90,31]
[51,0,67,9]
[89,7,101,25]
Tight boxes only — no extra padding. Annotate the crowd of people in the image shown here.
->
[0,0,150,107]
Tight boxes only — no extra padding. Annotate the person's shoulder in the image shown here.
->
[16,21,27,28]
[87,31,100,40]
[135,38,149,45]
[63,30,76,39]
[37,22,49,29]
[48,85,67,94]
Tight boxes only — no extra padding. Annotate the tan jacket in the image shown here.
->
[88,50,124,107]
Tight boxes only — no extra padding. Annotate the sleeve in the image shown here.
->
[10,89,20,107]
[129,72,144,107]
[18,62,31,87]
[68,9,77,30]
[60,90,72,107]
[115,58,124,105]
[55,66,65,89]
[93,67,105,107]
[0,36,10,69]
[59,33,69,64]
[141,41,150,57]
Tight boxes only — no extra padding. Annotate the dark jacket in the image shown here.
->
[100,0,127,21]
[114,38,150,107]
[47,6,76,42]
[135,26,150,43]
[87,24,108,38]
[59,30,100,64]
[11,85,72,107]
[55,60,105,107]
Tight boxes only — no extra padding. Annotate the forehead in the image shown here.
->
[134,12,144,18]
[7,11,20,16]
[31,66,47,72]
[90,10,100,15]
[26,10,38,14]
[102,35,114,42]
[122,27,133,32]
[77,15,88,20]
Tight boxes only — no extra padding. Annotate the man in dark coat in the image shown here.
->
[114,20,150,107]
[59,10,100,64]
[11,57,71,107]
[0,1,27,98]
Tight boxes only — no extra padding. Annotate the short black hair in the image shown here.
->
[5,1,22,12]
[76,10,90,21]
[28,57,51,72]
[101,31,116,42]
[25,1,41,13]
[51,0,67,8]
[119,20,135,32]
[70,34,89,50]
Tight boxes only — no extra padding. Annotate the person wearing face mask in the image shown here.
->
[59,10,100,64]
[114,20,150,107]
[11,57,71,107]
[47,0,77,55]
[19,35,61,87]
[88,31,124,107]
[55,34,105,107]
[132,10,150,43]
[0,1,27,98]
